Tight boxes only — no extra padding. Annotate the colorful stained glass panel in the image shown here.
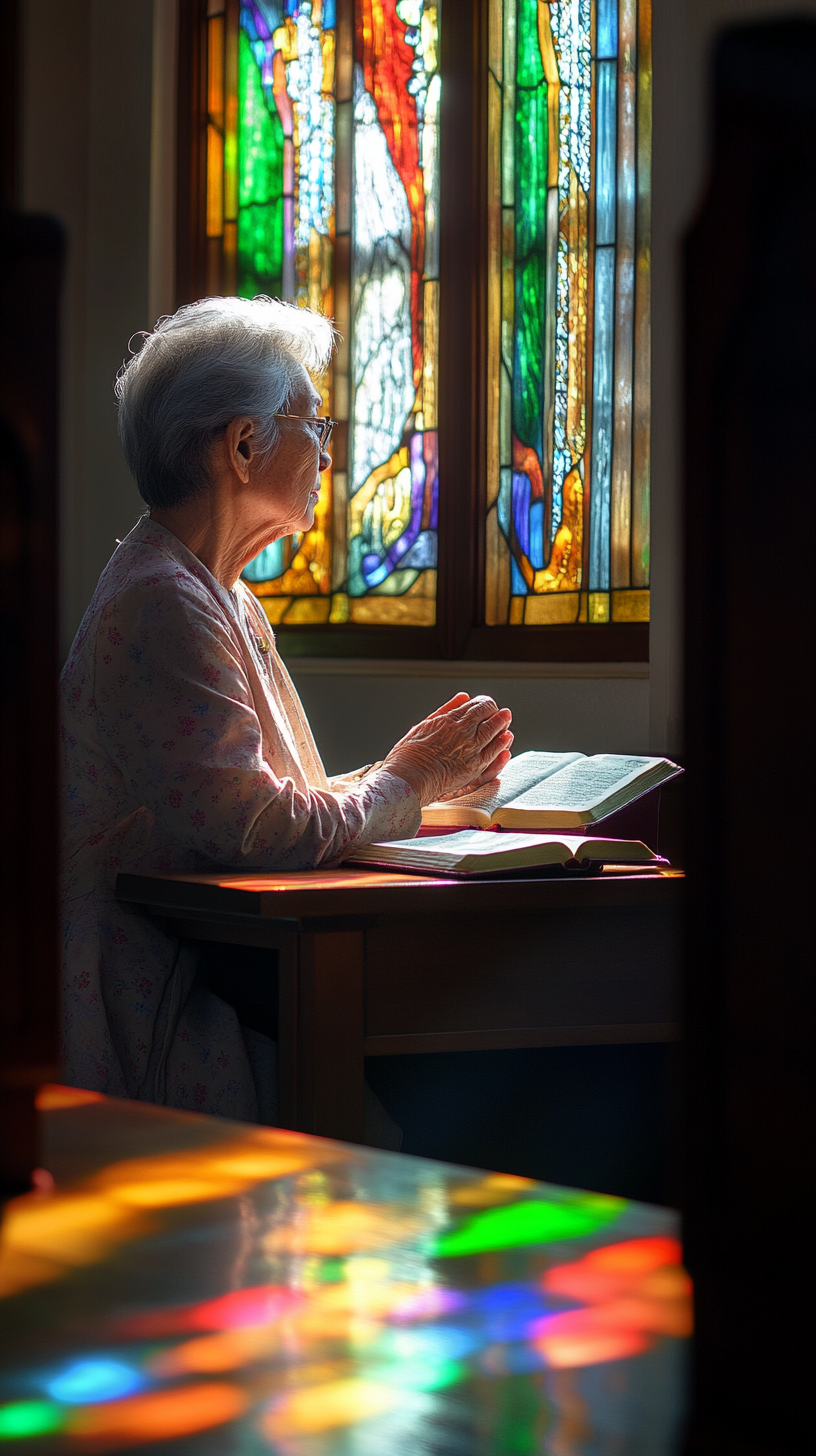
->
[205,2,440,628]
[485,0,651,626]
[343,0,440,625]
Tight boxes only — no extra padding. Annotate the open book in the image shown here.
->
[421,751,681,830]
[347,830,662,878]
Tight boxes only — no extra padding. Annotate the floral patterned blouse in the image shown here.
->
[60,516,420,1122]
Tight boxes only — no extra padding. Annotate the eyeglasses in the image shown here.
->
[272,414,335,451]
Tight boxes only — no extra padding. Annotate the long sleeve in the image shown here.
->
[60,518,423,1121]
[328,763,382,792]
[88,576,421,871]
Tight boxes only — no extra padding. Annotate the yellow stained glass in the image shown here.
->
[208,14,225,126]
[588,590,610,623]
[349,573,437,625]
[611,587,650,622]
[258,598,293,626]
[283,598,332,625]
[206,126,224,238]
[524,593,580,625]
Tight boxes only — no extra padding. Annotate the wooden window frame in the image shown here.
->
[176,0,648,662]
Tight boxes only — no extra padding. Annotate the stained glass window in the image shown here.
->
[203,1,441,628]
[485,0,651,627]
[195,1,650,646]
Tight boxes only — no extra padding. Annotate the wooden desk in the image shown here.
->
[118,867,683,1145]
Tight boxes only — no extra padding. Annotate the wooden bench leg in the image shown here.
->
[296,930,365,1143]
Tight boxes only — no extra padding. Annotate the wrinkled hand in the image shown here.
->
[382,693,513,806]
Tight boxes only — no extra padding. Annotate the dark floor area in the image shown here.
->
[365,1042,680,1207]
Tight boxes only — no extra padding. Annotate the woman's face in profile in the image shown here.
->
[252,366,331,538]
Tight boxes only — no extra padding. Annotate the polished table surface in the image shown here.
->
[0,1086,690,1452]
[118,867,684,1143]
[117,863,684,924]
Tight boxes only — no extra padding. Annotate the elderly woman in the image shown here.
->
[61,296,513,1127]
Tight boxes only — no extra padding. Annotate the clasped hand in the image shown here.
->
[382,692,513,806]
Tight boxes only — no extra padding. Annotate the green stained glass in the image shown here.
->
[513,0,548,460]
[515,0,542,87]
[237,26,284,298]
[238,201,285,296]
[514,254,547,461]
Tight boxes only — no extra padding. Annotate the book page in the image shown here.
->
[359,830,573,861]
[432,751,584,815]
[350,830,655,872]
[508,755,659,812]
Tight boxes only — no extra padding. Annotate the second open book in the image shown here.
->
[421,751,681,830]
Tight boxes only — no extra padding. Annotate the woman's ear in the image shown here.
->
[225,417,255,481]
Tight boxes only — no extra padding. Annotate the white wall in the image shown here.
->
[290,663,651,775]
[21,0,808,765]
[20,0,161,652]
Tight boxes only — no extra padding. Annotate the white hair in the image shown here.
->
[115,296,335,509]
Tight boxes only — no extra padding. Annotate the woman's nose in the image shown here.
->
[319,448,331,472]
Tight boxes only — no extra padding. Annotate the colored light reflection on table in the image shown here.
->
[45,1359,143,1404]
[0,1088,690,1452]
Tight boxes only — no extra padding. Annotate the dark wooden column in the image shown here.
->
[683,21,816,1453]
[0,212,64,1189]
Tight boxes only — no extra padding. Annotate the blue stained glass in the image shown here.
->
[242,540,285,581]
[589,244,615,589]
[498,468,512,539]
[511,558,527,595]
[347,535,365,596]
[254,2,284,31]
[240,7,260,43]
[401,530,437,568]
[426,433,439,530]
[596,0,617,58]
[529,500,544,569]
[322,0,336,26]
[512,471,531,556]
[595,61,616,246]
[363,555,389,588]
